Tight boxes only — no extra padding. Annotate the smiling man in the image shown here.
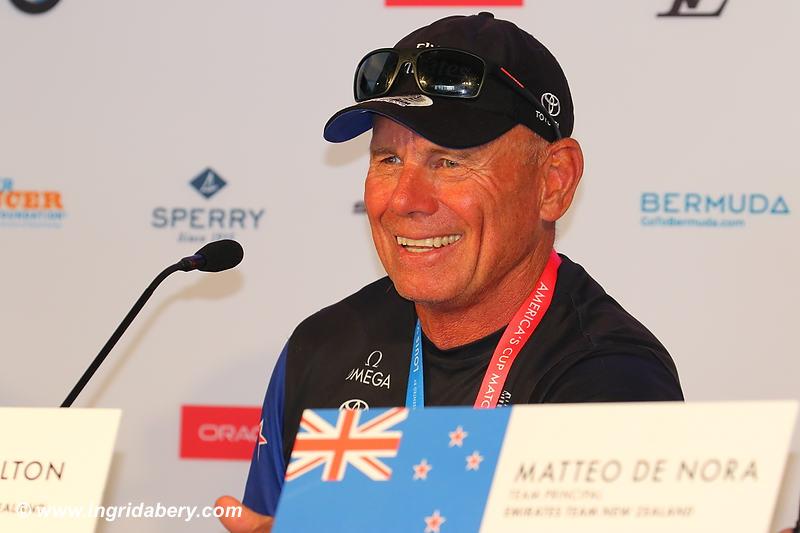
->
[365,117,560,354]
[218,12,682,532]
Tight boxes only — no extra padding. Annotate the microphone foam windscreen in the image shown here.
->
[195,239,244,272]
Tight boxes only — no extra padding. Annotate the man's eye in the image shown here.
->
[382,155,401,164]
[441,159,459,169]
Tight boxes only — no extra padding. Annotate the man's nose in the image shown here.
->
[387,164,438,217]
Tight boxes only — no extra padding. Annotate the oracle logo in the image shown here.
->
[180,405,261,461]
[197,423,258,443]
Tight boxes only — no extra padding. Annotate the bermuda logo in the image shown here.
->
[190,168,227,199]
[540,93,561,117]
[9,0,61,14]
[640,191,790,228]
[658,0,729,17]
[365,95,433,108]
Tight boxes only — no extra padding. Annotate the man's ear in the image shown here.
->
[538,138,584,222]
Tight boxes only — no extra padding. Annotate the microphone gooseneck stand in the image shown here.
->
[60,239,243,408]
[60,262,182,408]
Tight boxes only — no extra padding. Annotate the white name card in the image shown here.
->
[0,407,121,533]
[481,401,798,532]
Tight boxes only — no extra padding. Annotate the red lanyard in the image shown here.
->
[473,249,561,408]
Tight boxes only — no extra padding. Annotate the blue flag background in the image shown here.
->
[274,407,511,532]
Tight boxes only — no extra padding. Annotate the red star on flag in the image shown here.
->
[412,459,432,480]
[257,419,268,459]
[448,425,468,447]
[424,509,446,533]
[466,451,484,471]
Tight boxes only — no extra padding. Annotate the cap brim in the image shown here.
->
[323,95,517,149]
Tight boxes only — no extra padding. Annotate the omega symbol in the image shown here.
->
[366,350,382,368]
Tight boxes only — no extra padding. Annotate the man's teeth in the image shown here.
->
[396,234,462,251]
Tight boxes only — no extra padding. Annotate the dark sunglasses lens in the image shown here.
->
[416,50,484,97]
[355,51,399,101]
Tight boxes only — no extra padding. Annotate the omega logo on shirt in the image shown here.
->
[345,350,391,390]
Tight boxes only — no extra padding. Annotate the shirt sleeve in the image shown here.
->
[242,343,288,516]
[544,353,684,403]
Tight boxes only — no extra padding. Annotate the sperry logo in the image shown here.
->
[190,168,227,199]
[658,0,729,17]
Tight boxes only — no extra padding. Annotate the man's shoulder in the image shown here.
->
[555,254,670,354]
[287,276,413,354]
[530,254,682,401]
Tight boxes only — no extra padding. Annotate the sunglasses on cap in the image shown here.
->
[354,47,562,141]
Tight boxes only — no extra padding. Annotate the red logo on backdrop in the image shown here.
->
[180,405,261,461]
[386,0,522,6]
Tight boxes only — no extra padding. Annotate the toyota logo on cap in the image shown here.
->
[540,92,561,117]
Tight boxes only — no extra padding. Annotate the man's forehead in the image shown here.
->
[369,115,529,155]
[370,116,426,146]
[369,117,444,156]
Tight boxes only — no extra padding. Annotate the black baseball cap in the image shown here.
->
[323,12,574,148]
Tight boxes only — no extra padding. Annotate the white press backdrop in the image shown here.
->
[1,0,798,531]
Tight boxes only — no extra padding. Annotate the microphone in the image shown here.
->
[179,239,244,272]
[60,240,244,408]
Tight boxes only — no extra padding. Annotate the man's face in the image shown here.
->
[365,117,550,310]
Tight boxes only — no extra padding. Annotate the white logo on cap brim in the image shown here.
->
[364,95,433,107]
[541,92,561,117]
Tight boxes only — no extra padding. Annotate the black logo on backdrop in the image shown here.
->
[658,0,729,17]
[10,0,61,14]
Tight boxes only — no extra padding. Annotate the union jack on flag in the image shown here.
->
[285,407,408,482]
